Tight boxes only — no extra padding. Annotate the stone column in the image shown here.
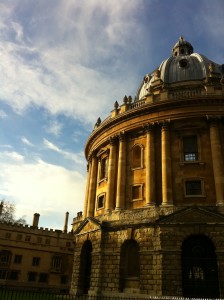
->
[87,153,98,217]
[161,122,173,205]
[145,124,155,206]
[115,132,126,210]
[209,118,224,205]
[83,161,91,218]
[106,137,117,211]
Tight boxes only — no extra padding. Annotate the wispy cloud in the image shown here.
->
[0,1,146,125]
[0,151,24,163]
[0,110,8,118]
[43,138,84,165]
[45,120,64,136]
[21,136,34,147]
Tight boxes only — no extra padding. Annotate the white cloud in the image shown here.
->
[0,151,24,163]
[0,110,7,118]
[43,138,84,165]
[21,136,33,147]
[0,153,86,229]
[45,120,64,136]
[0,1,145,125]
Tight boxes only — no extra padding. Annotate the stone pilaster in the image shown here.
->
[209,118,224,205]
[83,161,91,218]
[161,122,173,205]
[145,123,156,206]
[106,137,117,211]
[115,132,126,210]
[87,153,98,217]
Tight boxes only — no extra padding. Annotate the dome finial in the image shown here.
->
[172,36,193,57]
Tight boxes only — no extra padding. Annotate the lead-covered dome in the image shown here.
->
[136,36,222,101]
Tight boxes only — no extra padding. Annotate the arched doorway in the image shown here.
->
[119,239,140,292]
[182,235,220,298]
[78,240,92,294]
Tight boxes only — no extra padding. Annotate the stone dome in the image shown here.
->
[136,36,222,101]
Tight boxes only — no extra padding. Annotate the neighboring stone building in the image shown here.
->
[0,211,73,292]
[71,37,224,298]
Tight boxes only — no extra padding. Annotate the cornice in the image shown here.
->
[85,96,224,158]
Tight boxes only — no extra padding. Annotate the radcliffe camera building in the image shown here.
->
[71,37,224,298]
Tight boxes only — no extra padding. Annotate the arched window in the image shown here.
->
[119,239,140,292]
[131,144,143,169]
[182,235,219,298]
[78,240,92,294]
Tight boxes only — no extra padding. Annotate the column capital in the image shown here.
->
[88,150,97,162]
[108,135,118,145]
[206,115,221,126]
[161,120,171,131]
[143,122,155,132]
[118,131,126,141]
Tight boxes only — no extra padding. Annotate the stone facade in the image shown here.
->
[0,212,74,292]
[71,37,224,298]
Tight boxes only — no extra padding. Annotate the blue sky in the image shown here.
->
[0,0,224,230]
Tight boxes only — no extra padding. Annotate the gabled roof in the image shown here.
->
[156,206,224,225]
[74,217,102,235]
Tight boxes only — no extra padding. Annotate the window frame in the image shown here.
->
[182,135,199,162]
[51,255,62,273]
[32,257,40,267]
[131,144,144,170]
[131,184,144,201]
[97,148,109,183]
[184,178,205,197]
[96,193,105,210]
[0,251,11,268]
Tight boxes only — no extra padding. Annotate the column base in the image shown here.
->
[160,202,173,206]
[145,202,156,206]
[115,207,123,211]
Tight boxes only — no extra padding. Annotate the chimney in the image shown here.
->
[63,212,69,233]
[32,213,40,228]
[0,201,3,216]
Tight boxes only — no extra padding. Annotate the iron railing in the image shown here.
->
[0,287,222,300]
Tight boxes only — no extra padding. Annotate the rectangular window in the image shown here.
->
[100,157,108,180]
[14,255,22,264]
[132,145,142,169]
[28,272,37,282]
[0,269,8,279]
[5,232,11,239]
[45,238,50,245]
[183,136,198,161]
[32,257,40,266]
[25,235,31,242]
[51,256,62,272]
[131,184,143,200]
[0,252,11,267]
[97,194,105,209]
[185,180,202,196]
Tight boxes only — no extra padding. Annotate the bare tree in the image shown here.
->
[0,200,26,225]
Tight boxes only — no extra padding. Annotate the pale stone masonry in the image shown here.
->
[71,37,224,298]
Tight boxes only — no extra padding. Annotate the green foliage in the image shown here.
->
[0,200,26,225]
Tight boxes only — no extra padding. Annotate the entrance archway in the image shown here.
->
[182,235,219,298]
[78,240,92,294]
